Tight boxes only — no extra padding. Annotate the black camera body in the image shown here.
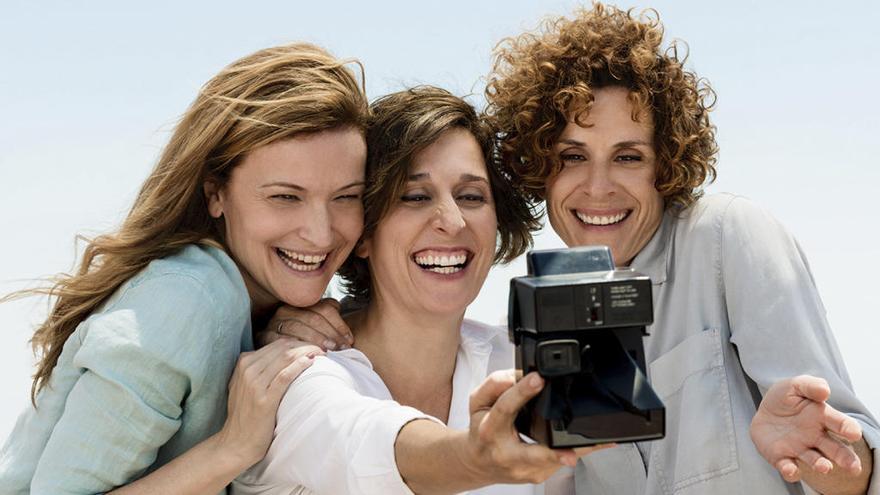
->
[508,246,665,448]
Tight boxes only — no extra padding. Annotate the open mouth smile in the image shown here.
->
[412,250,471,275]
[573,210,631,226]
[276,247,329,272]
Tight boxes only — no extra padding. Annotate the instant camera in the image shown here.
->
[508,246,665,448]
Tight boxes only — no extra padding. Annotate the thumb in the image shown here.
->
[470,369,518,414]
[320,297,341,310]
[791,375,831,403]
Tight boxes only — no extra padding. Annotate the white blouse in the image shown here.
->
[232,318,572,495]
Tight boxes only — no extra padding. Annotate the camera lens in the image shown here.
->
[536,339,581,377]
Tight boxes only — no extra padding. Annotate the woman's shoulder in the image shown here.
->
[682,193,774,226]
[674,193,786,242]
[137,244,245,297]
[114,244,248,316]
[85,244,251,352]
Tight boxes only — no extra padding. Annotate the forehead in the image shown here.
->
[234,128,366,184]
[409,128,488,177]
[559,87,654,141]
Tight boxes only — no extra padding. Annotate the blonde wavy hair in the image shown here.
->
[485,3,718,207]
[10,43,369,403]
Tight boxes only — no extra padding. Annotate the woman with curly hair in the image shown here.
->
[0,43,368,494]
[485,4,877,494]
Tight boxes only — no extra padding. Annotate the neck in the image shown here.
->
[350,295,463,422]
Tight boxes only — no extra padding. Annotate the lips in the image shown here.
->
[276,247,329,272]
[411,249,471,275]
[573,210,631,226]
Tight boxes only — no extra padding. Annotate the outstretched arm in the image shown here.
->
[397,371,601,494]
[719,198,877,494]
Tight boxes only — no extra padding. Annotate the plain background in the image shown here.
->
[1,0,878,444]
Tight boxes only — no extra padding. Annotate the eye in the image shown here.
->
[560,153,586,165]
[401,194,431,203]
[334,193,361,201]
[615,154,643,163]
[458,194,486,202]
[456,190,488,205]
[271,194,301,202]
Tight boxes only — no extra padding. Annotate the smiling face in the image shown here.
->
[206,126,366,310]
[359,128,497,317]
[546,86,664,266]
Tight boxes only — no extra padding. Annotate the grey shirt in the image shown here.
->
[574,194,879,495]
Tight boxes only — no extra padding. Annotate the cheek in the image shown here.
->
[332,206,365,241]
[545,172,577,217]
[473,209,499,252]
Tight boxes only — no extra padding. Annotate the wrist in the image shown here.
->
[453,430,493,487]
[208,430,263,474]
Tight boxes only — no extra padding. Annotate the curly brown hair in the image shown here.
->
[485,3,718,208]
[339,86,540,301]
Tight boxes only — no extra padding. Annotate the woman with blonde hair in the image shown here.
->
[0,42,369,494]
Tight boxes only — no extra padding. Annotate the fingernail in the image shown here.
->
[529,373,543,389]
[339,343,351,350]
[323,340,337,350]
[306,350,321,359]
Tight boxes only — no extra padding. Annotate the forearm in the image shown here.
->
[108,434,253,495]
[395,419,489,494]
[801,437,873,495]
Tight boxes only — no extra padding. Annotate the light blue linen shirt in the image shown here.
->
[0,244,252,495]
[574,194,880,495]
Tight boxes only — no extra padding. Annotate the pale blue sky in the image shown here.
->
[1,1,878,439]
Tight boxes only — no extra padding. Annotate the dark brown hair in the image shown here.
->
[339,86,539,301]
[485,3,718,207]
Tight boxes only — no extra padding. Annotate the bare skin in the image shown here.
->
[751,375,873,495]
[260,297,354,351]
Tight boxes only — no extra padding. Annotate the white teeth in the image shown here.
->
[277,248,328,272]
[278,248,328,263]
[575,211,627,226]
[426,266,463,274]
[413,253,468,267]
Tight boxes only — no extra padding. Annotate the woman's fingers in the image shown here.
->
[815,433,861,473]
[261,342,322,384]
[797,448,833,474]
[276,319,337,349]
[478,372,544,438]
[822,407,863,443]
[308,298,354,345]
[776,458,801,482]
[791,375,831,404]
[266,352,319,398]
[270,300,352,350]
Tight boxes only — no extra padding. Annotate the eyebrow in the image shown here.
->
[556,139,652,148]
[407,173,489,183]
[259,180,366,192]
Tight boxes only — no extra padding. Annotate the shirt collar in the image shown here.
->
[629,208,677,285]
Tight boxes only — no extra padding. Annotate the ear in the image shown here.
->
[203,181,224,218]
[355,237,371,259]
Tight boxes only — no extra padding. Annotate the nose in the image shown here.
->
[298,202,334,248]
[431,197,466,236]
[580,162,616,198]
